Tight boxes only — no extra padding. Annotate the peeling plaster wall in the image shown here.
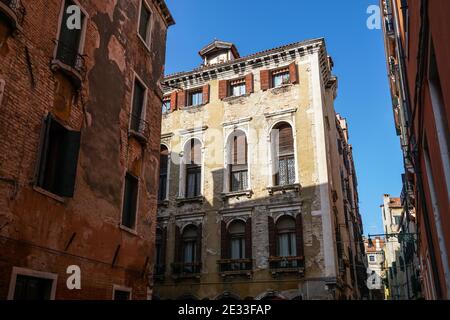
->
[0,0,170,299]
[155,41,361,300]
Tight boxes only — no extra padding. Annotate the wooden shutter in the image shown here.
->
[268,216,276,257]
[177,90,186,109]
[245,218,252,259]
[174,225,181,263]
[35,115,52,187]
[295,214,304,258]
[59,128,81,197]
[161,227,167,268]
[196,223,202,264]
[289,62,298,84]
[278,123,294,155]
[221,221,229,259]
[121,173,138,228]
[170,91,178,111]
[218,80,228,99]
[260,70,270,91]
[202,84,210,104]
[245,73,254,94]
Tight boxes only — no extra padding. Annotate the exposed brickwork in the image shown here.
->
[0,0,173,300]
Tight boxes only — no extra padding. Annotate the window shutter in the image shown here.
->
[196,223,202,264]
[260,70,270,91]
[121,173,138,228]
[221,221,229,259]
[268,216,276,257]
[295,213,304,258]
[161,227,167,268]
[202,84,210,104]
[59,129,81,197]
[245,218,252,260]
[177,90,186,109]
[174,225,181,263]
[289,62,298,84]
[245,73,254,94]
[56,0,84,66]
[218,80,228,99]
[170,91,178,111]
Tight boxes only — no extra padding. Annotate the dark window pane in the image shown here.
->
[14,275,53,300]
[122,173,138,228]
[56,0,84,67]
[139,1,151,42]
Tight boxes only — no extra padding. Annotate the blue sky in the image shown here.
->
[164,0,404,235]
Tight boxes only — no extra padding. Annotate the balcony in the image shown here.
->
[269,256,304,275]
[218,259,253,277]
[171,262,201,279]
[0,0,25,31]
[50,40,87,89]
[128,114,150,145]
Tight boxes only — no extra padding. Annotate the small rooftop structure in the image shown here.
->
[199,40,240,66]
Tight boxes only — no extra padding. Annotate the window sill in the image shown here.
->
[119,224,138,236]
[269,83,293,94]
[172,273,201,280]
[267,183,301,195]
[221,190,253,200]
[33,186,66,203]
[128,129,148,145]
[222,93,250,103]
[176,196,204,206]
[180,103,206,111]
[158,200,169,207]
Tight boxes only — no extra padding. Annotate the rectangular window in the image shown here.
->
[186,166,201,198]
[230,237,245,260]
[188,89,203,107]
[230,79,246,97]
[272,69,290,88]
[138,0,152,46]
[369,255,376,262]
[277,156,295,186]
[56,0,85,67]
[277,233,297,257]
[130,78,146,132]
[36,115,81,198]
[162,99,171,114]
[13,275,54,300]
[393,215,402,226]
[121,173,139,229]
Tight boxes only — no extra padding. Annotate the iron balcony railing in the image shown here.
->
[53,39,87,79]
[129,113,150,142]
[171,262,201,275]
[0,0,25,26]
[269,256,304,270]
[217,259,253,273]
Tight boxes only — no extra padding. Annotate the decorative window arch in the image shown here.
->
[174,223,202,275]
[270,122,296,186]
[220,218,252,272]
[226,130,248,192]
[158,145,169,201]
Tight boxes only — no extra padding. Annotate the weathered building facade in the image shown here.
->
[0,0,173,299]
[155,39,366,300]
[380,0,450,299]
[364,237,386,300]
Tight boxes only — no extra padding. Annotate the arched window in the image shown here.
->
[276,216,297,258]
[158,145,169,201]
[185,139,202,198]
[229,131,248,192]
[271,122,295,186]
[229,221,246,259]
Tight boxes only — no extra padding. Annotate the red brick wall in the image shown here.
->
[0,0,170,299]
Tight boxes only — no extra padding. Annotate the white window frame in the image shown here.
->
[7,267,58,300]
[53,0,89,62]
[137,0,153,50]
[128,72,149,132]
[224,129,250,193]
[179,138,204,198]
[159,143,171,201]
[112,284,132,300]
